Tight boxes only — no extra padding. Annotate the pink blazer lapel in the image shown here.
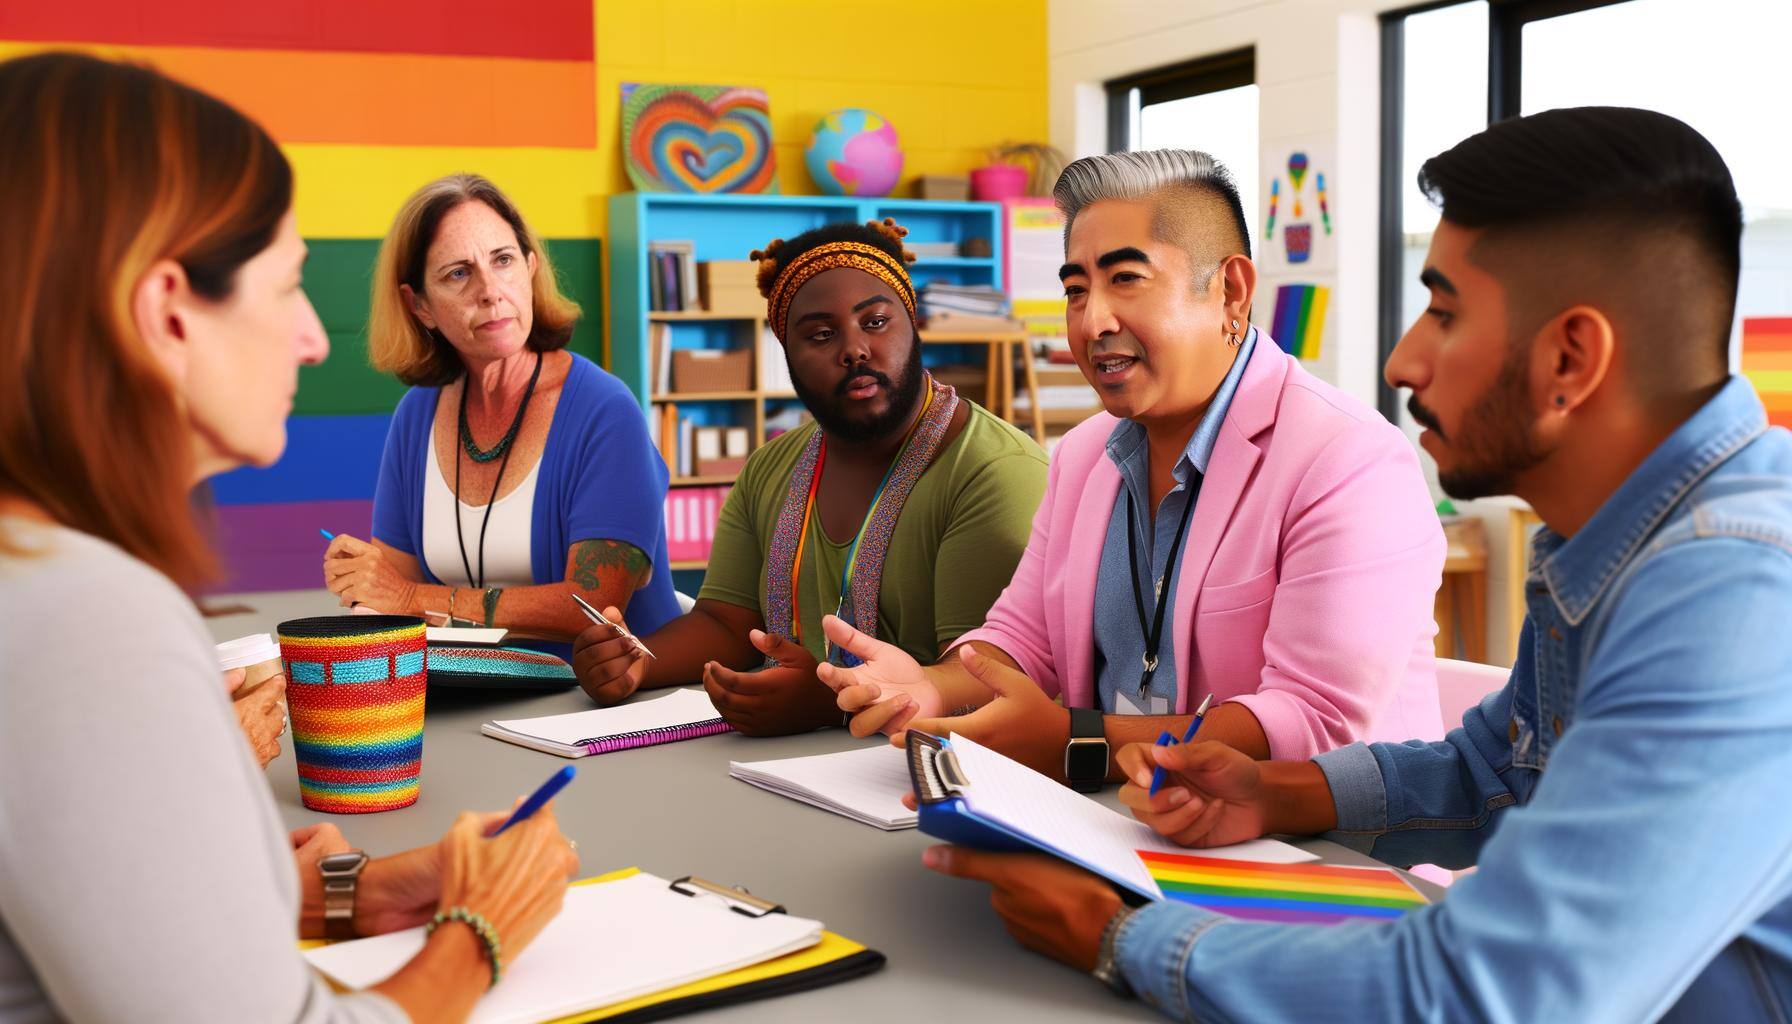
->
[1060,446,1122,710]
[1169,340,1288,711]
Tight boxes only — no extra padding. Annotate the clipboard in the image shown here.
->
[905,732,1155,904]
[302,868,883,1023]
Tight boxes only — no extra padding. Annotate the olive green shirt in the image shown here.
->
[699,401,1049,665]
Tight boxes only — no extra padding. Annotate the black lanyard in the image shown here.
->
[454,352,542,588]
[1125,484,1198,698]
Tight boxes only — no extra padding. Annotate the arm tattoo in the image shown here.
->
[570,539,652,591]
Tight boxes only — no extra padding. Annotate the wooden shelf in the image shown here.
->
[762,391,799,400]
[648,311,761,322]
[920,327,1028,344]
[669,560,709,571]
[668,475,738,487]
[652,391,759,402]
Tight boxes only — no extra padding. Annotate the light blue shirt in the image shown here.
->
[1093,329,1256,714]
[1115,375,1792,1022]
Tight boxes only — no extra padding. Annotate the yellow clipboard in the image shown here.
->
[302,867,881,1023]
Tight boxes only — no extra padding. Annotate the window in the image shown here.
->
[1379,0,1792,416]
[1107,50,1260,247]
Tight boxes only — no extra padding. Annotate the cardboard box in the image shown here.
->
[916,175,970,201]
[698,262,764,317]
[671,347,753,393]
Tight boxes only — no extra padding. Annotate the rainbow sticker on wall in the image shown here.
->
[1743,317,1792,431]
[1137,850,1429,925]
[1269,283,1329,361]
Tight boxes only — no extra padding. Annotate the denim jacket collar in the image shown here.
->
[1537,376,1767,625]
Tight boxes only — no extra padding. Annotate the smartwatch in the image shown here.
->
[1064,707,1109,793]
[319,849,370,941]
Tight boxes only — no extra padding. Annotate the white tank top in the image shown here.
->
[421,420,539,588]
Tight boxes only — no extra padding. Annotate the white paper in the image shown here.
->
[426,627,508,645]
[483,688,724,757]
[304,873,821,1024]
[946,734,1315,900]
[730,744,916,830]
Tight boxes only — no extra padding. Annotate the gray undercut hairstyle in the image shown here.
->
[1052,149,1253,286]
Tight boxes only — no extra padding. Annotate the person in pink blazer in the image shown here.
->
[818,149,1443,788]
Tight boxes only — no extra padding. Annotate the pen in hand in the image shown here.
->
[570,593,656,660]
[1149,693,1213,797]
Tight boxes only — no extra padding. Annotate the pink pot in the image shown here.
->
[970,163,1029,201]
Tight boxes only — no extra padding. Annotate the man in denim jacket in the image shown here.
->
[919,106,1792,1022]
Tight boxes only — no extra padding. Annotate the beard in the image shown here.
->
[1410,345,1550,501]
[789,333,926,445]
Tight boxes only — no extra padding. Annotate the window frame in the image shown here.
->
[1375,0,1635,418]
[1104,48,1256,154]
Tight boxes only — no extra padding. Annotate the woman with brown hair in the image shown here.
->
[0,53,576,1021]
[321,175,679,654]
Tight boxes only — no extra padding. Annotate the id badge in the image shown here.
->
[1114,690,1171,716]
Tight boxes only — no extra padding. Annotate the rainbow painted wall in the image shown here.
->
[0,0,1047,592]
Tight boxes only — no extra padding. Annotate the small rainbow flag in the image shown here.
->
[1269,284,1329,361]
[1137,850,1428,925]
[1742,317,1792,431]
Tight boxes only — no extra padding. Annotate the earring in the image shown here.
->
[1555,395,1566,407]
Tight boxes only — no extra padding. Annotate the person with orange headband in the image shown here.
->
[571,220,1049,735]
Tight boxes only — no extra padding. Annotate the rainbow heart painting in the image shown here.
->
[622,83,779,194]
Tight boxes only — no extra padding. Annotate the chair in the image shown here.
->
[1436,657,1510,733]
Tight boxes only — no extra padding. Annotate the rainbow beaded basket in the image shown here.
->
[277,615,427,814]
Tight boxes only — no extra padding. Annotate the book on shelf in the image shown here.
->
[647,240,697,312]
[907,241,959,259]
[758,324,794,393]
[918,282,1009,320]
[665,486,731,563]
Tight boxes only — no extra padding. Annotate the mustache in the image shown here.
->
[1407,395,1447,441]
[836,367,892,396]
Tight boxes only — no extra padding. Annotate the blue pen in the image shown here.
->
[490,765,576,837]
[319,529,335,541]
[1148,693,1214,797]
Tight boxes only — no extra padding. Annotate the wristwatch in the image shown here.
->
[1091,904,1136,997]
[319,849,370,940]
[1064,707,1109,793]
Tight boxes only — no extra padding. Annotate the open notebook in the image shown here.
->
[482,688,732,758]
[909,732,1318,902]
[304,872,822,1024]
[730,744,917,830]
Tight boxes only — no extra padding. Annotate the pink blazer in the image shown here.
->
[955,339,1444,759]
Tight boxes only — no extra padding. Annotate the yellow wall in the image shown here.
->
[284,0,1048,239]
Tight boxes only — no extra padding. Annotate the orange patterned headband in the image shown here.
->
[767,242,917,340]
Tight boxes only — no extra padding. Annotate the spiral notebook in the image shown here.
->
[482,688,734,758]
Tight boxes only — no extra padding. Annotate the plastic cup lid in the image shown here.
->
[216,633,281,670]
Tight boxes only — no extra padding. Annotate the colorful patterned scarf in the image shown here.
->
[762,377,959,665]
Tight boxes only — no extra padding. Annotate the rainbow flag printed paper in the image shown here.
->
[1138,850,1428,925]
[1742,317,1792,431]
[1269,284,1329,361]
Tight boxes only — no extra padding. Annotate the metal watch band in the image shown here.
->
[320,850,368,941]
[1092,904,1136,997]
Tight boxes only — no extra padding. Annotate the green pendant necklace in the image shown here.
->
[459,352,542,464]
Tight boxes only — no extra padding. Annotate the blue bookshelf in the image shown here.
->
[608,193,1005,580]
[608,192,1005,412]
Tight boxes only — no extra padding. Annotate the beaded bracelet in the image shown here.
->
[426,906,503,990]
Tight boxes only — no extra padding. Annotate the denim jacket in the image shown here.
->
[1115,376,1792,1023]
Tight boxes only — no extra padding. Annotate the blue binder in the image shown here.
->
[903,732,1155,903]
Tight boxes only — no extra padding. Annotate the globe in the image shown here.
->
[805,109,903,197]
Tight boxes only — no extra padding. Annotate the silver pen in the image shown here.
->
[570,593,656,660]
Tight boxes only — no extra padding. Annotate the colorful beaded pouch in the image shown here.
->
[425,643,579,692]
[277,615,427,814]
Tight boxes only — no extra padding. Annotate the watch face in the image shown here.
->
[1065,738,1109,782]
[319,851,368,875]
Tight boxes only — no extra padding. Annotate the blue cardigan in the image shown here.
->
[371,352,680,655]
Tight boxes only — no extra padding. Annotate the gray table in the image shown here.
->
[209,590,1442,1023]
